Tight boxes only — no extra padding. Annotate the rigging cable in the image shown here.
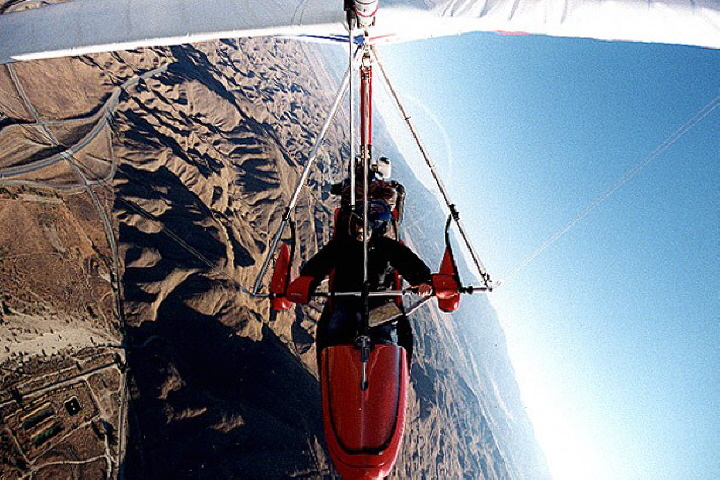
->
[496,94,720,287]
[252,62,353,294]
[371,46,493,290]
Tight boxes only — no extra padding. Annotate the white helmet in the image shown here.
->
[376,156,391,180]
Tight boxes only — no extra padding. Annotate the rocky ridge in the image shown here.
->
[0,36,549,479]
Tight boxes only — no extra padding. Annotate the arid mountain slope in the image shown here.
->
[1,36,549,479]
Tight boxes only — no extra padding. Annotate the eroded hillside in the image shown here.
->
[1,37,548,479]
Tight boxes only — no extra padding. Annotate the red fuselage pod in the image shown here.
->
[320,344,409,480]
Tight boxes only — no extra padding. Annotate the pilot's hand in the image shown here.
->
[415,283,433,297]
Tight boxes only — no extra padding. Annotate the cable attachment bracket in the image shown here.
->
[449,203,460,222]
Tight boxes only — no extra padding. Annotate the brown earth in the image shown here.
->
[0,36,549,479]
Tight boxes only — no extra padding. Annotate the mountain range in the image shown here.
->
[0,36,549,479]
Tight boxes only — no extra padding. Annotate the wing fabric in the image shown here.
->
[0,0,343,64]
[412,0,720,48]
[1,0,718,64]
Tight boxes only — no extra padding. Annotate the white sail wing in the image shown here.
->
[1,0,717,64]
[0,0,344,63]
[389,0,720,48]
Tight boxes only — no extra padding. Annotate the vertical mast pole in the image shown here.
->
[360,50,373,162]
[349,33,356,208]
[359,49,372,319]
[358,45,373,390]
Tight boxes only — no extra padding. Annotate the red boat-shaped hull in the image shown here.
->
[320,344,410,480]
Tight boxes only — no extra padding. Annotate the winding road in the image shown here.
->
[0,62,169,480]
[0,63,168,179]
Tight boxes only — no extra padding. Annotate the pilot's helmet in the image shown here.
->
[352,200,392,235]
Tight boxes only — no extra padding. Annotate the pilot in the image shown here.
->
[330,156,406,238]
[287,200,431,363]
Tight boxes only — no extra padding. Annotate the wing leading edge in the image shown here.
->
[1,0,717,64]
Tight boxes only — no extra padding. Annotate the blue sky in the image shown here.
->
[376,33,719,479]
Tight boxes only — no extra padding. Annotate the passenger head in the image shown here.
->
[376,156,391,180]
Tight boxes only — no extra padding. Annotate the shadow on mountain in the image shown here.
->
[114,156,324,478]
[120,274,324,479]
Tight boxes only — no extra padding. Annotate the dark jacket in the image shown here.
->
[300,235,431,304]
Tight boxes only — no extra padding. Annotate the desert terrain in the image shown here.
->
[1,26,549,480]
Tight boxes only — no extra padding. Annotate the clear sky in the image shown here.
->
[376,33,719,480]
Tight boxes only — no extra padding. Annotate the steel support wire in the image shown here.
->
[252,63,352,295]
[371,46,494,290]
